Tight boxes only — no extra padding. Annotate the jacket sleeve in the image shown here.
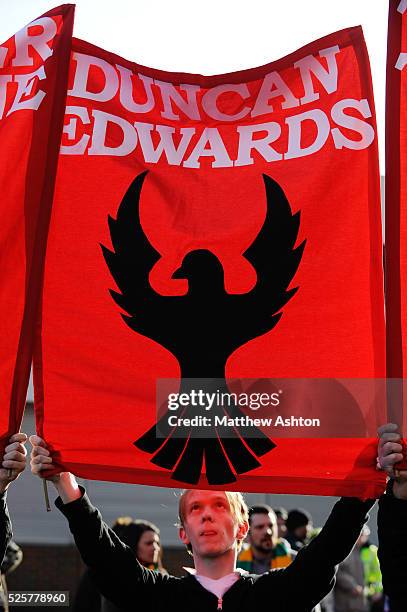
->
[274,497,375,609]
[377,493,407,612]
[55,487,170,608]
[0,491,12,568]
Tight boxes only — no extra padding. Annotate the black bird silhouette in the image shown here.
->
[101,171,305,485]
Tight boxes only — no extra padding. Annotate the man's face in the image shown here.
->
[137,530,160,566]
[249,512,278,553]
[294,524,311,541]
[179,490,247,559]
[276,515,287,538]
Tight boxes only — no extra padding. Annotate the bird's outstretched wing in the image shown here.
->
[241,173,305,317]
[100,171,163,323]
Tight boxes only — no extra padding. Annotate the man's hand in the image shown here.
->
[0,433,28,493]
[377,423,407,500]
[29,435,81,503]
[29,434,61,483]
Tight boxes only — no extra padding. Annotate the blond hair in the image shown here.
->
[178,490,249,555]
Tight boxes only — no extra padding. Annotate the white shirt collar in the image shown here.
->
[182,566,248,578]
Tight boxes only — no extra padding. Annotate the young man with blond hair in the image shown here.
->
[30,425,407,612]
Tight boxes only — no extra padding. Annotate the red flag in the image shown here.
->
[34,27,386,496]
[385,0,407,464]
[0,5,74,450]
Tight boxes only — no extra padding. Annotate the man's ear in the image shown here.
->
[179,526,190,546]
[237,520,249,542]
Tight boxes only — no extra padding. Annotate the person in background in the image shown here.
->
[334,524,382,612]
[111,517,165,572]
[1,540,23,581]
[74,517,167,611]
[237,504,294,573]
[273,507,288,539]
[285,508,313,552]
[237,504,325,611]
[0,434,27,610]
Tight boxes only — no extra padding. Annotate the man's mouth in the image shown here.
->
[200,530,217,536]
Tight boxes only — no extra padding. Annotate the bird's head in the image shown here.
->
[172,250,225,292]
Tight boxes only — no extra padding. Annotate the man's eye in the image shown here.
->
[216,502,225,508]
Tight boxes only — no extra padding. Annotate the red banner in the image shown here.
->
[385,0,407,466]
[0,5,74,450]
[34,26,386,496]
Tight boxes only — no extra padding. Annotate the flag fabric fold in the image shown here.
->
[0,4,75,453]
[385,0,407,467]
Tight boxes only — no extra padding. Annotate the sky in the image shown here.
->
[0,1,390,402]
[0,0,388,168]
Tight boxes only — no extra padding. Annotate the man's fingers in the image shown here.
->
[9,433,28,444]
[380,441,403,456]
[4,442,27,455]
[378,423,400,436]
[380,453,404,470]
[2,460,25,470]
[31,460,52,471]
[378,434,401,452]
[31,461,55,475]
[28,435,52,473]
[378,432,401,444]
[30,454,54,477]
[377,425,406,468]
[31,455,52,465]
[29,435,47,448]
[3,450,26,463]
[30,446,50,459]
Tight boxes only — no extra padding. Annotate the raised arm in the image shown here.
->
[277,495,375,608]
[377,423,407,612]
[0,433,28,564]
[29,436,170,608]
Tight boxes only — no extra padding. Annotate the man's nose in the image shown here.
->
[201,507,214,521]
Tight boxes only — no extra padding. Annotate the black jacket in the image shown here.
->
[0,492,11,568]
[377,493,407,612]
[58,490,375,612]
